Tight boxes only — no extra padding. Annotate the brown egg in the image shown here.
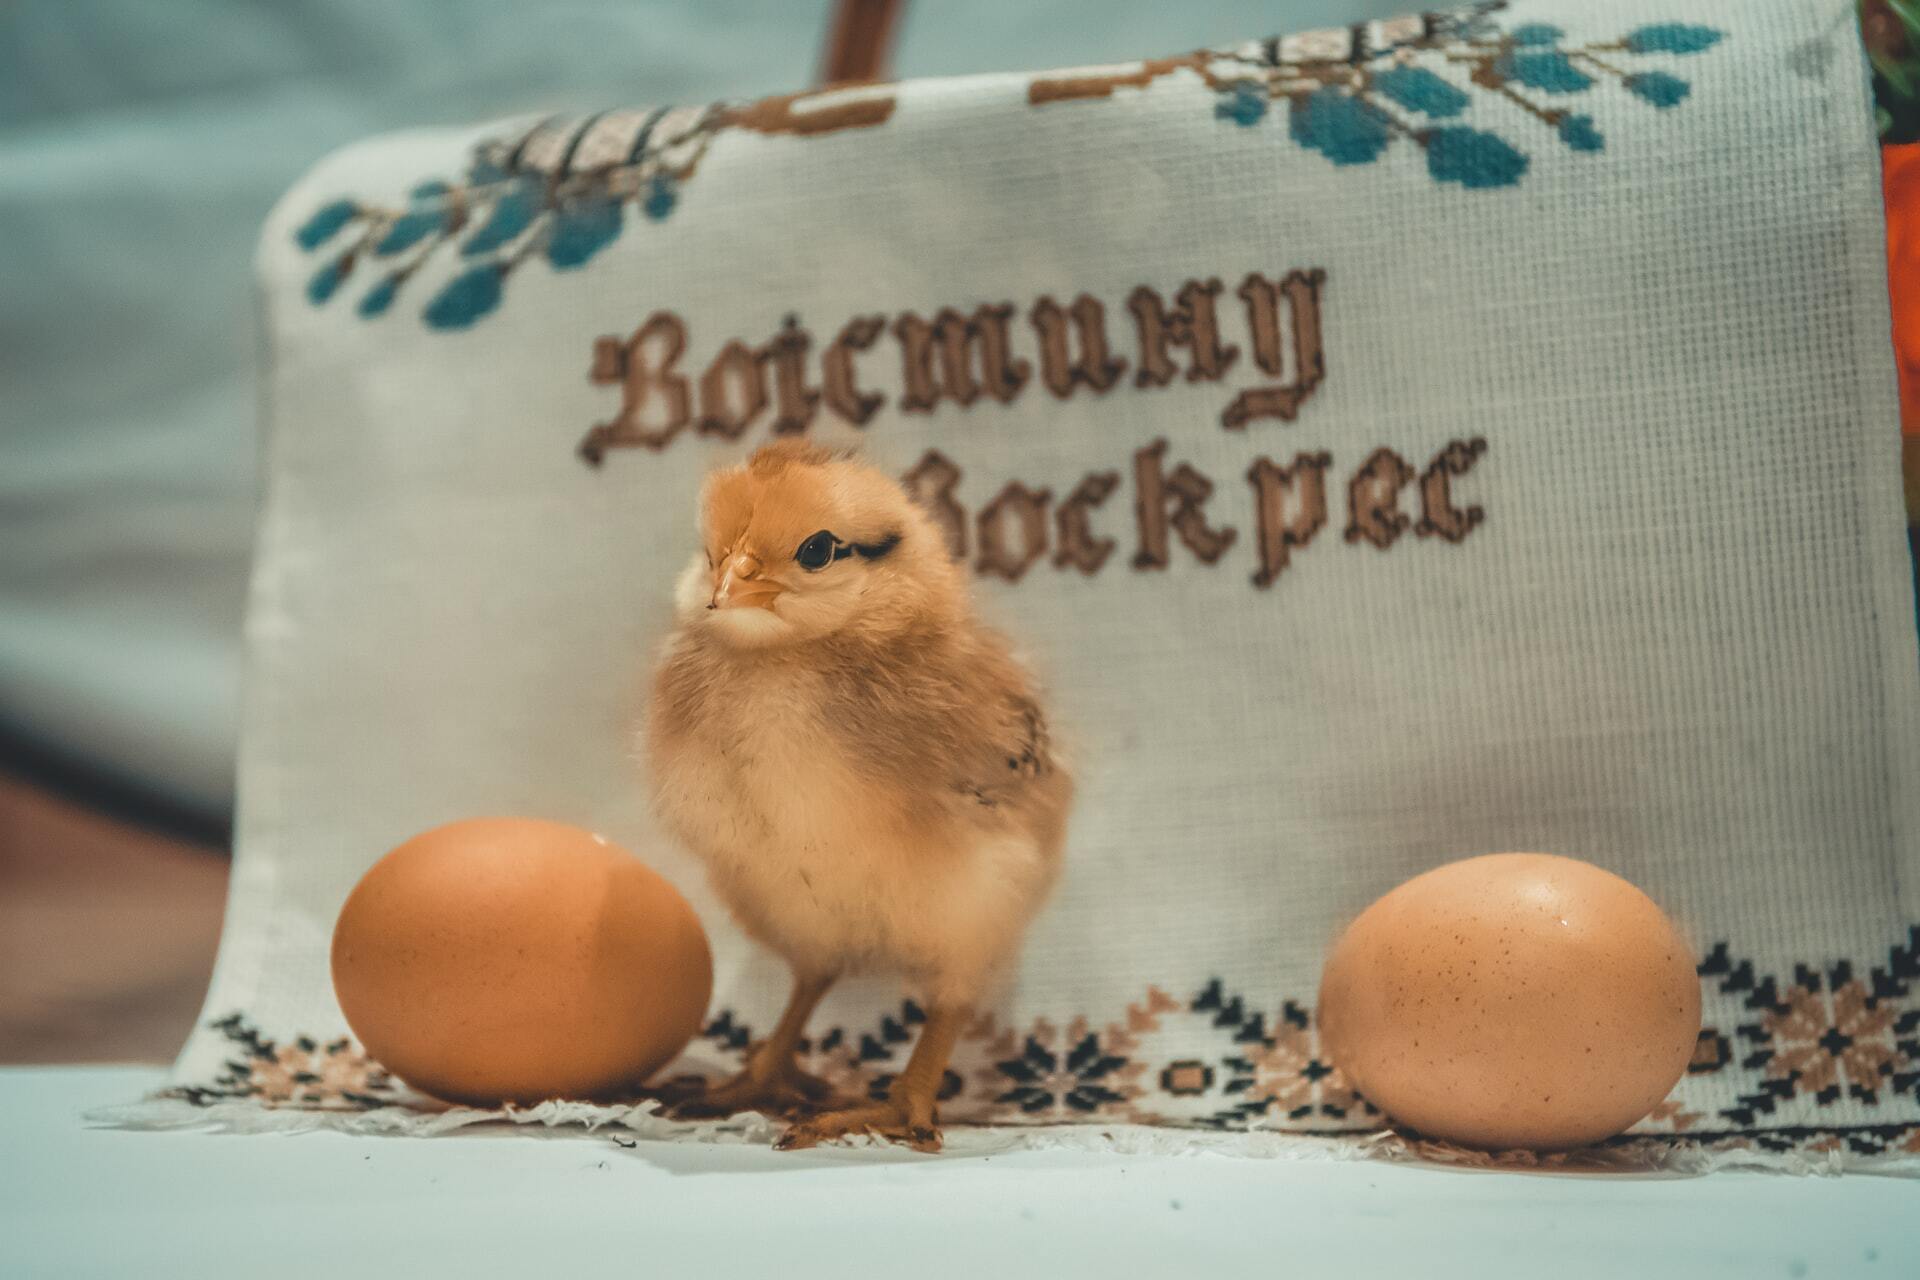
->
[331,817,712,1107]
[1317,853,1700,1151]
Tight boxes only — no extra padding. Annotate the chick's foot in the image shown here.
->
[775,1099,942,1153]
[668,1059,840,1120]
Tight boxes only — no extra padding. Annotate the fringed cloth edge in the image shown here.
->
[84,1095,1920,1177]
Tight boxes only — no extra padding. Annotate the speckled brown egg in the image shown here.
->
[1317,853,1700,1151]
[331,817,712,1107]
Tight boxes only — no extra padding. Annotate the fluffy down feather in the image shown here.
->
[647,441,1071,1010]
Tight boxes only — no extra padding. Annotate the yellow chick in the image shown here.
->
[646,440,1072,1151]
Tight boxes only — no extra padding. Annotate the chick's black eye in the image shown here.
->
[795,530,837,571]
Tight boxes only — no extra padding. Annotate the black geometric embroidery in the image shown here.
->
[1882,927,1920,1103]
[1160,1060,1216,1096]
[865,1069,965,1104]
[1698,932,1916,1125]
[1186,981,1364,1128]
[1719,1122,1919,1158]
[161,1012,395,1110]
[1698,941,1777,1010]
[701,1009,752,1053]
[858,1007,921,1062]
[158,923,1919,1163]
[1193,979,1244,1028]
[993,1032,1132,1113]
[1688,1028,1731,1075]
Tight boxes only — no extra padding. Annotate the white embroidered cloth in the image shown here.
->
[117,0,1920,1168]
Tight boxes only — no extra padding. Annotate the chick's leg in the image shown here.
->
[776,1002,965,1153]
[671,972,840,1118]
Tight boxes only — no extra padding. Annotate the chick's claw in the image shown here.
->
[776,1101,943,1153]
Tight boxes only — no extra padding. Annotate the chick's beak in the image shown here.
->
[709,551,783,611]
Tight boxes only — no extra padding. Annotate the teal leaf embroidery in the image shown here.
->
[1625,71,1691,107]
[1372,65,1469,118]
[1215,82,1268,126]
[357,274,401,318]
[1498,50,1594,94]
[1557,113,1603,152]
[547,197,623,269]
[289,104,735,328]
[375,208,447,256]
[643,176,678,221]
[1425,127,1528,189]
[1508,23,1564,46]
[424,265,505,330]
[306,255,351,303]
[461,178,540,256]
[295,200,356,250]
[1288,87,1391,166]
[292,10,1728,328]
[1623,24,1722,55]
[1199,10,1722,193]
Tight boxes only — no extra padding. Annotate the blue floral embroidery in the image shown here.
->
[423,265,505,331]
[460,178,539,257]
[1623,23,1723,55]
[1498,50,1595,94]
[1425,125,1529,188]
[1215,83,1268,126]
[1371,65,1469,118]
[293,3,1724,330]
[305,257,348,305]
[1203,2,1723,191]
[292,104,737,330]
[355,274,401,319]
[546,197,624,270]
[1289,87,1393,166]
[1557,112,1603,152]
[290,83,908,331]
[1508,23,1564,47]
[1625,70,1693,108]
[643,176,679,221]
[294,199,356,251]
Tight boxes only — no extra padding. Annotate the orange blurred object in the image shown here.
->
[1886,142,1920,438]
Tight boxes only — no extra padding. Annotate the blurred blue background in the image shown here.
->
[0,0,1404,841]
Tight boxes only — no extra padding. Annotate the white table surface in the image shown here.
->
[3,1067,1914,1279]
